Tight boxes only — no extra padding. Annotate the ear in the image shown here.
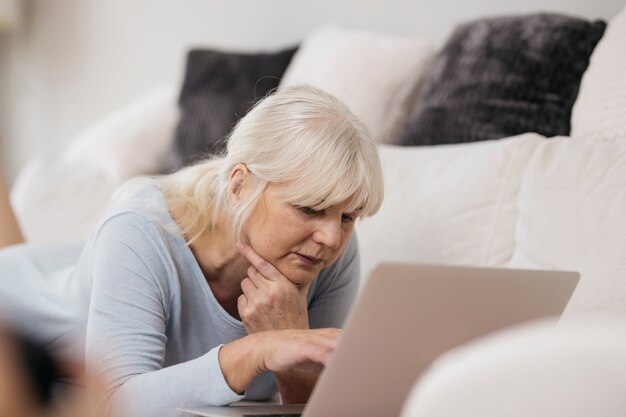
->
[228,163,251,206]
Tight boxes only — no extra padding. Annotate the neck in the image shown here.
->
[169,205,250,307]
[190,237,248,319]
[190,234,247,287]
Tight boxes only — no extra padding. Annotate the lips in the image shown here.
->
[295,253,323,265]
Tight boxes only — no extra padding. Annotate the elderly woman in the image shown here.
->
[0,85,384,416]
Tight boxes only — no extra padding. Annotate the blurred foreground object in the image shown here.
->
[0,0,20,31]
[0,175,24,248]
[0,326,93,417]
[401,318,626,417]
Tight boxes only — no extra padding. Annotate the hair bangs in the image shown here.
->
[279,144,381,219]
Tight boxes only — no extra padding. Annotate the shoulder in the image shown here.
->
[85,185,182,292]
[92,184,176,248]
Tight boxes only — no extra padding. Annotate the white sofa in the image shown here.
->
[12,6,626,321]
[401,318,626,417]
[10,5,626,415]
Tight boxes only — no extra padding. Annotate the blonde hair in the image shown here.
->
[159,84,384,243]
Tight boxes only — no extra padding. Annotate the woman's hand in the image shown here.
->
[260,328,340,374]
[236,242,310,333]
[219,328,341,395]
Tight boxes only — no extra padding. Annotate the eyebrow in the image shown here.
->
[297,200,364,213]
[339,206,364,214]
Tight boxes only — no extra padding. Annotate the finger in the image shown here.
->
[313,328,342,346]
[236,242,283,281]
[314,333,341,363]
[237,293,248,314]
[240,277,258,294]
[301,338,336,366]
[247,266,268,288]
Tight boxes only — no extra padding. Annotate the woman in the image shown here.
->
[0,85,384,416]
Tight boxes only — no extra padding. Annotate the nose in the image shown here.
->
[312,216,342,250]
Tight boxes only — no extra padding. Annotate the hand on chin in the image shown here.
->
[236,242,312,334]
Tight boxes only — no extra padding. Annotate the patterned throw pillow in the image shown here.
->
[165,46,297,172]
[396,13,606,146]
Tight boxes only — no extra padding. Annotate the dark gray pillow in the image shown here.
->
[165,46,297,172]
[396,13,606,146]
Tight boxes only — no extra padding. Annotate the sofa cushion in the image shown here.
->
[355,133,542,282]
[280,26,435,143]
[13,86,179,243]
[166,46,297,172]
[396,13,606,146]
[11,157,117,243]
[509,138,626,323]
[571,6,626,142]
[64,86,178,181]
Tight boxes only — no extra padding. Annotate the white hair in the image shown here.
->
[157,84,384,243]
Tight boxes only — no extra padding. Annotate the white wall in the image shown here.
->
[0,0,623,184]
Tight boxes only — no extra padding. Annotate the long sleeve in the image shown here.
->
[85,213,244,417]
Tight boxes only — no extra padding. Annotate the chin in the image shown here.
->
[278,262,319,286]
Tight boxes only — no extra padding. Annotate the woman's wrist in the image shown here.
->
[218,333,268,394]
[275,368,319,404]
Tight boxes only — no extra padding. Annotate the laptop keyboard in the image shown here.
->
[243,414,301,417]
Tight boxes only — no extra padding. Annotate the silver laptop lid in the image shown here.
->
[303,263,579,417]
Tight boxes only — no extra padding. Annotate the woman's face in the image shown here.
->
[241,182,359,287]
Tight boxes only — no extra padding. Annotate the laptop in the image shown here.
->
[179,263,579,417]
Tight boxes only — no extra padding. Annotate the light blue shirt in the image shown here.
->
[0,185,360,417]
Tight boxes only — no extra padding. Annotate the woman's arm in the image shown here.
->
[274,369,318,405]
[86,214,246,417]
[219,329,340,396]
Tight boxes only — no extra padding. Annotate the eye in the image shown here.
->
[298,206,319,216]
[341,213,355,224]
